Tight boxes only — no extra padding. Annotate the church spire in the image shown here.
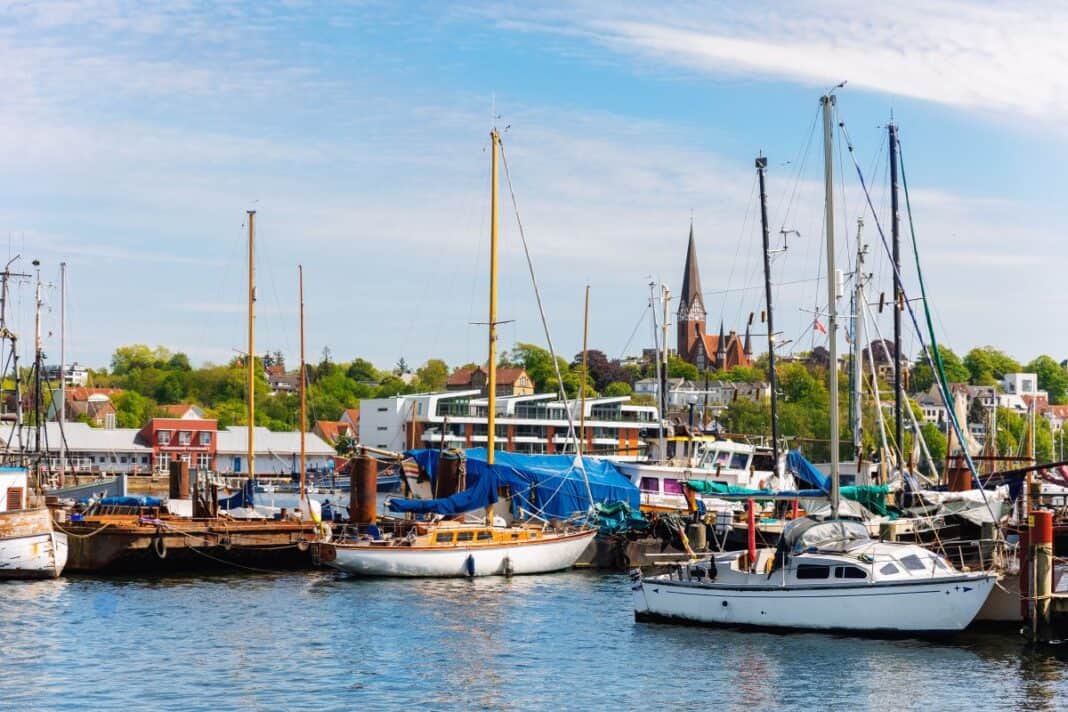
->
[678,220,705,322]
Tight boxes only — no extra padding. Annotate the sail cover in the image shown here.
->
[787,450,830,492]
[389,448,639,519]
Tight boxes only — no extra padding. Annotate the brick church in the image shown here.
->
[676,224,752,372]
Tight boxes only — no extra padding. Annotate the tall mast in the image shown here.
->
[59,262,66,486]
[246,210,256,481]
[889,122,904,470]
[757,155,780,467]
[649,281,665,461]
[33,260,43,472]
[299,264,306,503]
[487,129,500,468]
[821,94,840,517]
[580,284,589,456]
[852,222,866,466]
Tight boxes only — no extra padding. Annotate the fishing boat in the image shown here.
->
[0,467,68,578]
[631,93,995,633]
[319,128,597,577]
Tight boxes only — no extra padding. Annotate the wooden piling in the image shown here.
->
[168,460,190,499]
[353,454,377,525]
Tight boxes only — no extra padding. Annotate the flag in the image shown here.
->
[813,318,827,335]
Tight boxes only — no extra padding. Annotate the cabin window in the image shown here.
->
[795,565,830,579]
[714,451,731,466]
[639,477,660,494]
[834,566,867,579]
[434,532,454,544]
[730,453,749,470]
[900,554,927,572]
[880,563,899,575]
[476,531,494,541]
[751,454,775,471]
[663,479,684,495]
[456,532,474,542]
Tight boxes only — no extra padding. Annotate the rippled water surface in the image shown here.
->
[1,571,1066,710]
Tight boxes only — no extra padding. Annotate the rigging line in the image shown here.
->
[617,304,649,361]
[498,140,593,504]
[720,172,759,325]
[775,104,821,233]
[840,119,999,527]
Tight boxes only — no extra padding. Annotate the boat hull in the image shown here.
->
[322,529,597,577]
[0,508,68,579]
[58,518,316,575]
[632,572,996,633]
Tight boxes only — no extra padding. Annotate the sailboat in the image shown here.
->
[318,128,597,577]
[630,93,994,633]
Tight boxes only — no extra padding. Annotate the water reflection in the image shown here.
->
[0,570,1066,709]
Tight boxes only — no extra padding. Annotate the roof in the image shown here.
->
[496,367,529,385]
[215,426,335,456]
[314,420,352,444]
[677,223,705,319]
[66,387,122,401]
[447,367,479,386]
[341,408,360,425]
[11,422,151,453]
[158,404,206,419]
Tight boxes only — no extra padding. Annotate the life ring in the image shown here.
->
[153,535,168,559]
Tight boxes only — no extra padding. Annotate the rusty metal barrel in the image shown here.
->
[169,460,190,499]
[350,454,377,525]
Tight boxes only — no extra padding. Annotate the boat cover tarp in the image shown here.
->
[685,480,768,496]
[787,450,830,492]
[218,479,255,510]
[591,501,649,535]
[99,495,162,507]
[389,448,639,519]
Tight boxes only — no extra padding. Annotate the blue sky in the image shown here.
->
[6,1,1066,374]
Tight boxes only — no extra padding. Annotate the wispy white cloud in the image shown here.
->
[486,1,1068,122]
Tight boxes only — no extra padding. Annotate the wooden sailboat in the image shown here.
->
[57,211,317,574]
[631,93,994,633]
[319,128,596,577]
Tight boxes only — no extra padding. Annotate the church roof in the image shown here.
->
[678,223,705,318]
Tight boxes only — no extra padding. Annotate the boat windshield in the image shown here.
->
[782,517,870,554]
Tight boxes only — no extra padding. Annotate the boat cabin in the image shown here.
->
[0,467,28,513]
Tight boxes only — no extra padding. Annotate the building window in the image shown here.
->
[155,453,170,471]
[105,413,116,429]
[158,431,171,445]
[197,454,212,471]
[199,431,211,446]
[178,431,191,445]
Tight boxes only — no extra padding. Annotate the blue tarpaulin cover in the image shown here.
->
[787,450,830,492]
[99,495,162,507]
[388,448,639,519]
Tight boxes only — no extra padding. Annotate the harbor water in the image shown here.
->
[2,571,1067,710]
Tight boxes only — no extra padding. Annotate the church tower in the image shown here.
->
[677,222,706,364]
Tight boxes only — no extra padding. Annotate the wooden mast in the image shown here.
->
[247,210,256,481]
[486,128,500,524]
[580,284,590,455]
[299,264,306,503]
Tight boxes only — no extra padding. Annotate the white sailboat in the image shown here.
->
[321,127,596,577]
[630,93,994,633]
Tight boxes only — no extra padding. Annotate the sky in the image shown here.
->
[5,0,1068,375]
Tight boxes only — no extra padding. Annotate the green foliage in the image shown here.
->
[504,342,577,394]
[112,390,158,428]
[666,354,699,381]
[111,344,174,375]
[963,346,1020,386]
[910,346,969,393]
[414,359,449,392]
[919,422,947,476]
[705,365,766,383]
[603,381,633,397]
[1026,355,1068,405]
[346,358,379,382]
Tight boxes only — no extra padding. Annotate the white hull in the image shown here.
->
[0,530,69,579]
[324,530,596,577]
[633,572,995,633]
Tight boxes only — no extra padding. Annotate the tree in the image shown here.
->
[603,381,633,397]
[111,344,172,375]
[112,390,157,428]
[1026,355,1068,405]
[964,346,1020,386]
[414,359,449,391]
[346,358,379,383]
[666,354,699,381]
[910,346,969,393]
[395,357,409,375]
[571,350,632,391]
[919,423,947,476]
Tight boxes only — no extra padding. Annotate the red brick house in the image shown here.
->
[138,415,218,473]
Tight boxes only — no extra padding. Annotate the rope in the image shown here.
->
[498,139,595,509]
[54,520,112,539]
